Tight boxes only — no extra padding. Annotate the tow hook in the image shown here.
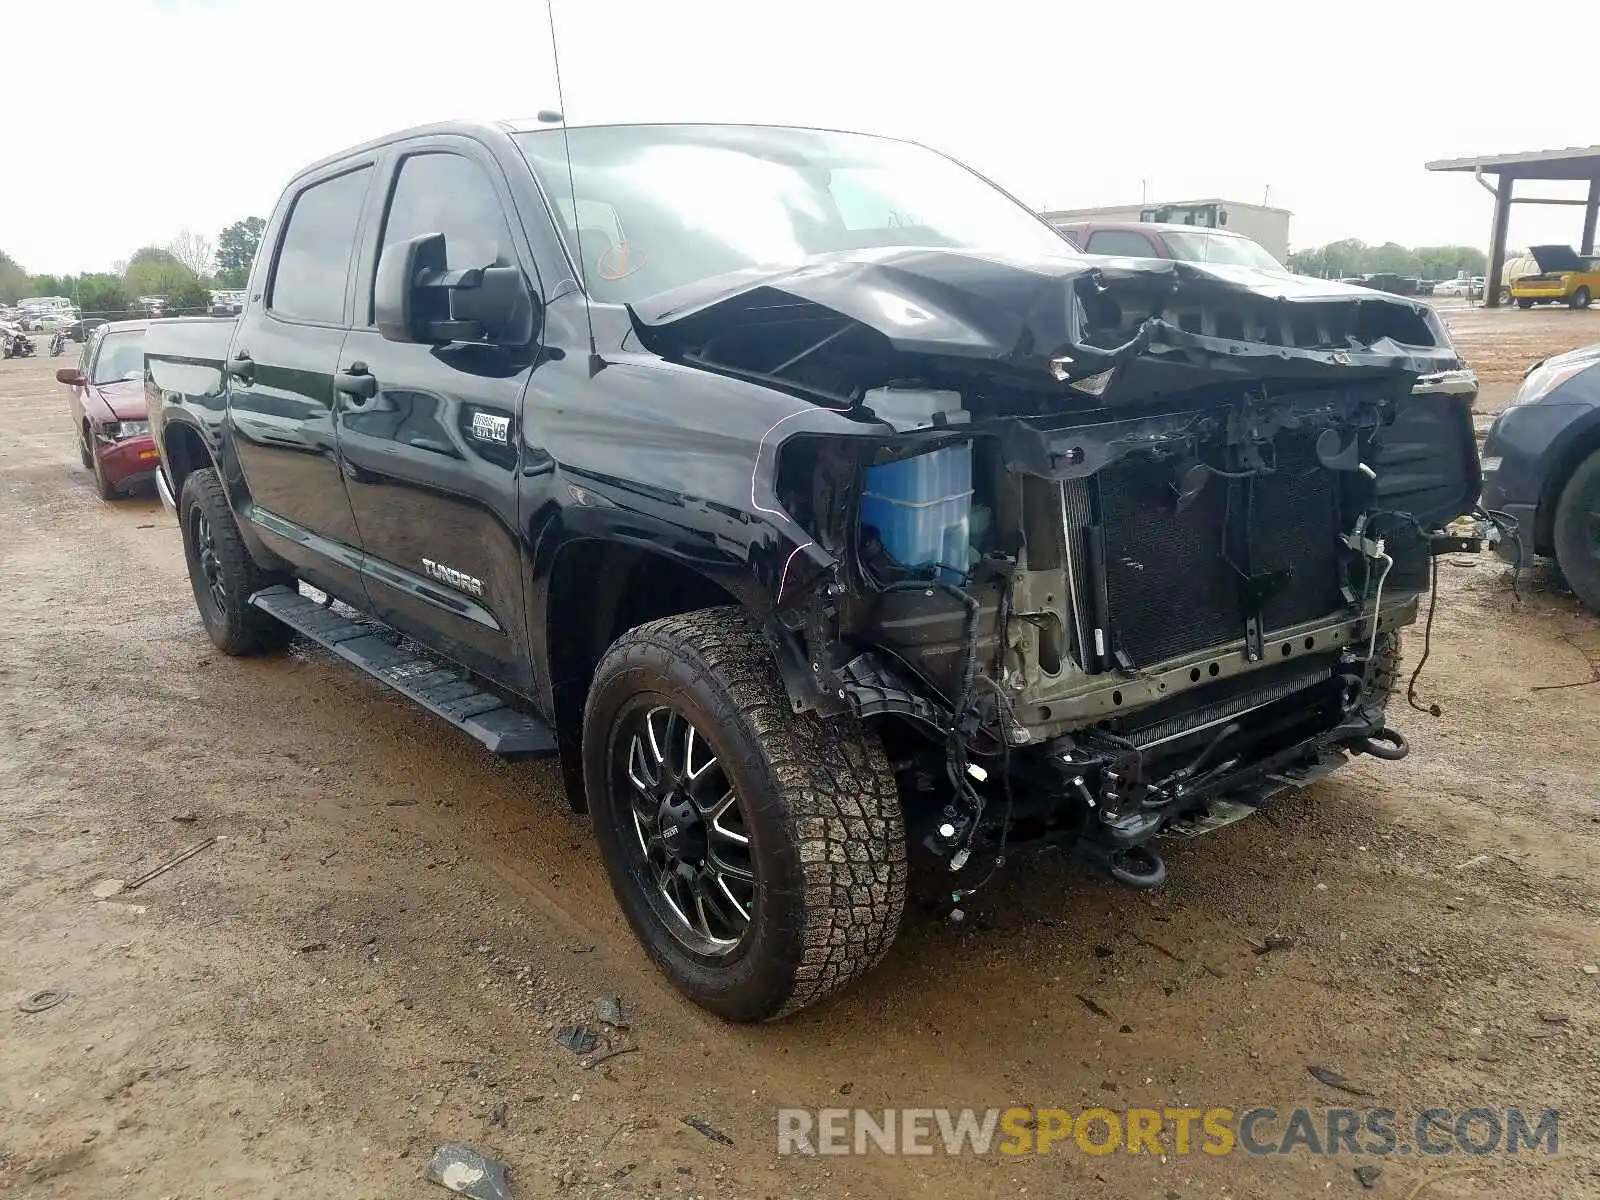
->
[1356,727,1409,761]
[1073,839,1167,890]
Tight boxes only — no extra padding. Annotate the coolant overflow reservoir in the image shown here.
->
[862,386,969,432]
[861,388,973,582]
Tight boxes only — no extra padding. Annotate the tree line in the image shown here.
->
[1286,239,1488,280]
[0,217,267,315]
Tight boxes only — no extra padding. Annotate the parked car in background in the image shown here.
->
[1345,273,1430,297]
[1432,277,1475,298]
[209,289,246,316]
[1482,343,1600,614]
[1052,220,1288,271]
[1511,245,1600,309]
[57,320,158,499]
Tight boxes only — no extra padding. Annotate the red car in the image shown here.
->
[58,320,159,499]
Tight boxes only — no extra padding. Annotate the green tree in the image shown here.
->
[165,274,213,314]
[1413,245,1488,280]
[1319,238,1368,277]
[0,250,27,304]
[27,273,76,299]
[76,274,130,317]
[216,216,266,277]
[212,266,248,289]
[123,246,199,303]
[1364,242,1421,275]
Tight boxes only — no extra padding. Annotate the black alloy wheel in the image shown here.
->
[178,467,293,655]
[583,607,907,1022]
[191,506,228,621]
[615,702,755,956]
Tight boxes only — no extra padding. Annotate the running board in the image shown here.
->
[249,585,557,757]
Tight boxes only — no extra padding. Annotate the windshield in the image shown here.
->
[92,330,146,384]
[1161,230,1284,271]
[513,125,1076,303]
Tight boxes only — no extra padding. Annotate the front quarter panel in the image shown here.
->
[519,297,867,709]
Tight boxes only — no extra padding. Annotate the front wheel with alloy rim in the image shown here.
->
[584,608,907,1022]
[1570,286,1592,310]
[1553,447,1600,615]
[178,467,294,655]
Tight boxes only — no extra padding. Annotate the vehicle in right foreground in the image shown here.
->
[144,120,1483,1021]
[1482,342,1600,613]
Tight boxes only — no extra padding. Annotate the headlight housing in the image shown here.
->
[1511,348,1600,407]
[107,419,151,440]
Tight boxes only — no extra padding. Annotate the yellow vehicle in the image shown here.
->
[1511,244,1600,309]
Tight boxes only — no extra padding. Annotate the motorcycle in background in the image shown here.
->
[3,329,38,358]
[49,329,68,356]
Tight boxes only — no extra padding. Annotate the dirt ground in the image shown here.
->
[2,305,1599,1200]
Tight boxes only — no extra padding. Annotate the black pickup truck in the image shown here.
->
[145,120,1481,1021]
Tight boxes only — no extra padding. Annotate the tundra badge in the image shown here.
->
[422,558,485,598]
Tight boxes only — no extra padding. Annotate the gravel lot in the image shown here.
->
[2,306,1598,1199]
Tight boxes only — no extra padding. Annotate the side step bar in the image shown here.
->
[249,585,557,757]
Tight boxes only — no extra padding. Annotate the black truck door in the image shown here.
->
[229,162,373,598]
[335,144,539,692]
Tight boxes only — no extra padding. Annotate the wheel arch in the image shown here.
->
[1535,414,1600,553]
[161,416,216,499]
[543,539,749,811]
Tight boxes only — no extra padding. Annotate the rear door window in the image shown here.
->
[269,166,373,325]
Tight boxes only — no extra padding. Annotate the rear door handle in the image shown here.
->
[335,362,378,402]
[227,351,255,383]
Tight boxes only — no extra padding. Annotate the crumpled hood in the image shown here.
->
[92,379,148,421]
[629,246,1462,402]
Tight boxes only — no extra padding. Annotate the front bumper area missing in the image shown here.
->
[1062,684,1407,889]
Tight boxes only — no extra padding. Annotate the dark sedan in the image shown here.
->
[1481,342,1600,612]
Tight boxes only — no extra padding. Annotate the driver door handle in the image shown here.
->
[335,362,378,402]
[226,351,255,384]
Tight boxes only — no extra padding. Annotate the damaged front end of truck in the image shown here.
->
[633,249,1482,891]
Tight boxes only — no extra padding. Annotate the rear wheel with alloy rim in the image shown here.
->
[584,607,907,1022]
[178,467,294,655]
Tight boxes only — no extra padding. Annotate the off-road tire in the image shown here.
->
[1570,286,1592,311]
[178,467,293,655]
[78,423,94,470]
[583,607,907,1022]
[1552,448,1600,615]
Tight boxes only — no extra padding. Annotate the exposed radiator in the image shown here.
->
[1085,434,1344,668]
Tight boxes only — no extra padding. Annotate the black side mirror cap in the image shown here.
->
[376,232,539,347]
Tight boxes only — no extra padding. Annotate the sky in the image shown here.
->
[5,0,1596,275]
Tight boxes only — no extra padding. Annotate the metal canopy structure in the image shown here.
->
[1426,144,1600,307]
